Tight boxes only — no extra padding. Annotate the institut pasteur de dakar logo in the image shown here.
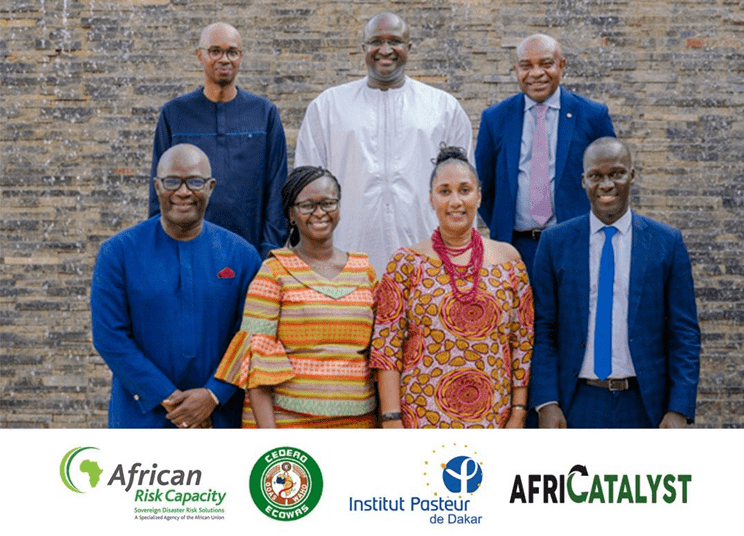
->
[250,446,323,521]
[348,443,485,526]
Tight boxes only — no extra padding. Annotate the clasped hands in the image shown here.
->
[161,388,217,429]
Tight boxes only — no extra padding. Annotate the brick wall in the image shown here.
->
[1,0,742,427]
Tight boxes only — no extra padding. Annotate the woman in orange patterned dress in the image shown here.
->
[371,146,533,429]
[214,166,377,428]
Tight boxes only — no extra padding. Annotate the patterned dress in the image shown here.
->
[215,248,378,428]
[370,248,533,428]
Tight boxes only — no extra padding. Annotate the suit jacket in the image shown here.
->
[475,88,616,242]
[529,212,701,426]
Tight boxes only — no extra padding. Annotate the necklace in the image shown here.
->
[431,227,484,303]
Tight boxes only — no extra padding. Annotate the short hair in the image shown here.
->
[281,166,341,246]
[583,137,632,168]
[429,145,479,189]
[515,33,563,62]
[198,22,240,49]
[156,143,211,178]
[363,12,409,42]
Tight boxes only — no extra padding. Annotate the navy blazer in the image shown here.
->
[529,212,701,426]
[475,88,615,242]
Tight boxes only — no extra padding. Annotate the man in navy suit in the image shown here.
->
[475,34,616,277]
[529,137,701,428]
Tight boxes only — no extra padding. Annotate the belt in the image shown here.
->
[513,229,543,240]
[580,377,638,392]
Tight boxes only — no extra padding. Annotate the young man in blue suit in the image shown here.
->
[529,138,701,428]
[475,34,616,278]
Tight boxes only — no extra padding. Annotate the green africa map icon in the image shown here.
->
[60,447,103,493]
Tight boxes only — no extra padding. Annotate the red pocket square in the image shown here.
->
[218,267,235,278]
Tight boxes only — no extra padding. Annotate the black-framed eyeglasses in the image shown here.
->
[583,170,630,184]
[199,47,243,61]
[293,198,339,215]
[364,38,408,49]
[156,176,214,191]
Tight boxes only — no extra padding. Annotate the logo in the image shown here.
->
[442,456,483,494]
[250,446,323,521]
[60,446,103,493]
[510,464,692,504]
[348,443,484,526]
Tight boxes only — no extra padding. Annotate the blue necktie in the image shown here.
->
[594,226,617,380]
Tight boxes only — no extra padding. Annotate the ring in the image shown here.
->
[181,422,188,428]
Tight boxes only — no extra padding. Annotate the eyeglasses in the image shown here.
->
[199,47,243,61]
[364,38,408,49]
[293,198,339,215]
[157,176,214,191]
[583,170,630,184]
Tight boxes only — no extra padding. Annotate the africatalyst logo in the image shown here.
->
[510,464,691,504]
[250,446,323,521]
[442,455,483,494]
[60,446,103,493]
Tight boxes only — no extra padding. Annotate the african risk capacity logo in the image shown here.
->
[250,446,323,521]
[60,446,103,493]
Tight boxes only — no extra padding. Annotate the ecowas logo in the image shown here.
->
[60,446,103,493]
[510,464,691,504]
[250,446,323,521]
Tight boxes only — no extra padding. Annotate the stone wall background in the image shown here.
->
[1,0,742,427]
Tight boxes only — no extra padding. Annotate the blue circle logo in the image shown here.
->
[442,456,483,494]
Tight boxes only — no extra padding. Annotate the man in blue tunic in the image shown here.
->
[149,22,288,258]
[92,144,262,428]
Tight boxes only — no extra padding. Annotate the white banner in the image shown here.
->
[0,429,735,535]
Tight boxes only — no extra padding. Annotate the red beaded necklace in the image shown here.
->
[431,227,484,303]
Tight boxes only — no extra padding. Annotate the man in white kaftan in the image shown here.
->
[294,12,473,275]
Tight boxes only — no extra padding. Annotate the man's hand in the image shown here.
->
[161,389,182,412]
[659,411,688,428]
[194,417,213,429]
[163,388,218,429]
[538,404,567,428]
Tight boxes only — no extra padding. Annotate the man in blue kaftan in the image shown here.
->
[92,144,261,428]
[149,22,287,257]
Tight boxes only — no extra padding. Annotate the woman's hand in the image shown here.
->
[249,386,278,428]
[378,369,405,429]
[505,387,529,428]
[381,419,404,429]
[505,407,527,428]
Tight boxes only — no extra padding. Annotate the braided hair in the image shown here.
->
[281,166,341,246]
[429,144,479,189]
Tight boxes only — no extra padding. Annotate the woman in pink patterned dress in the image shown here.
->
[371,146,533,429]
